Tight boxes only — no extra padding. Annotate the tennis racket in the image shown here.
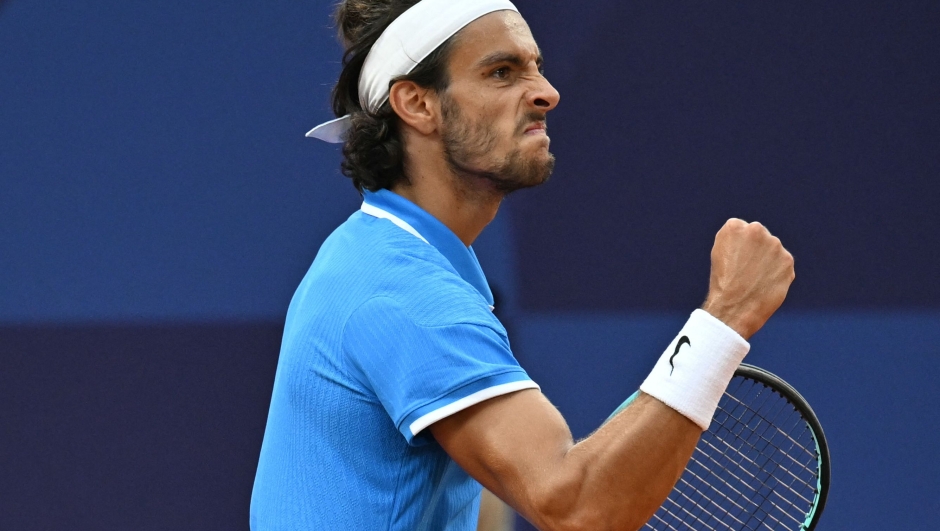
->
[609,363,830,530]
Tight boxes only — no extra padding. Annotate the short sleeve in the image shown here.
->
[342,296,538,445]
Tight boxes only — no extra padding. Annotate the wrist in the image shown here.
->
[700,300,757,340]
[640,310,750,430]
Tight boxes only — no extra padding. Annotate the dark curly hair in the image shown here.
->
[332,0,456,193]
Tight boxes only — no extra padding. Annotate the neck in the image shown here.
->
[391,152,504,247]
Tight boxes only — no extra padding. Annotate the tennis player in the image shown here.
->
[250,1,795,530]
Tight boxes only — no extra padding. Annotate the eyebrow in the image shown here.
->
[475,50,544,70]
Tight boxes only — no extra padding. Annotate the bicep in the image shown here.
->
[430,389,579,525]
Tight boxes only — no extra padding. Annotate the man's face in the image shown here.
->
[437,11,560,193]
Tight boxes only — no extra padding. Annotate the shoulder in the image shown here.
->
[348,290,501,337]
[319,211,451,276]
[323,213,498,328]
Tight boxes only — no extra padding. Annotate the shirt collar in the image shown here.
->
[362,189,494,307]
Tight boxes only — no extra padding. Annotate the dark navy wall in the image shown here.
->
[1,1,938,529]
[1,323,282,530]
[511,0,940,311]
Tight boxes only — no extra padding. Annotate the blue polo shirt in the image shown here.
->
[250,189,538,530]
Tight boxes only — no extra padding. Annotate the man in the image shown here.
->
[250,1,795,530]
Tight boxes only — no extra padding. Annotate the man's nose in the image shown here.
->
[528,74,560,112]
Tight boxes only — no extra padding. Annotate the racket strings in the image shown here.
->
[671,474,748,530]
[692,402,808,522]
[708,409,815,507]
[672,442,765,531]
[711,381,818,526]
[721,391,817,474]
[644,376,821,530]
[718,387,819,505]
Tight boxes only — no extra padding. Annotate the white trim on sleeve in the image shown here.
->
[408,380,540,436]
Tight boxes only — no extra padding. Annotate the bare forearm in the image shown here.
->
[560,393,698,529]
[434,389,701,531]
[526,393,699,531]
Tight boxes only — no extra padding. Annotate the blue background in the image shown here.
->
[1,0,938,529]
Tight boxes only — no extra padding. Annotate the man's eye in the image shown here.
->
[493,67,510,79]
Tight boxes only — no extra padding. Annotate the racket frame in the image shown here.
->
[733,364,830,531]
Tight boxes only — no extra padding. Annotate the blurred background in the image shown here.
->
[1,0,938,529]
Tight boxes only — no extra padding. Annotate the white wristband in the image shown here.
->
[640,309,750,430]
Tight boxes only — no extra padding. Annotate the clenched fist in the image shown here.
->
[702,219,795,340]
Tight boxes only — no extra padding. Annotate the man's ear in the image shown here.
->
[388,80,439,136]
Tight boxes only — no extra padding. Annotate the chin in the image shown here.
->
[502,151,555,193]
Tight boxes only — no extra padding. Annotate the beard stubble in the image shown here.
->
[440,94,555,195]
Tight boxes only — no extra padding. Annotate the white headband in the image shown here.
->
[306,0,519,143]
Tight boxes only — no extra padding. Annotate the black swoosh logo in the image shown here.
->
[669,336,691,376]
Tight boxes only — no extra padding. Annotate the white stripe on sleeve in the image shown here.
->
[408,380,540,436]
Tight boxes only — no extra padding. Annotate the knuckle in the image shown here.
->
[745,222,766,237]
